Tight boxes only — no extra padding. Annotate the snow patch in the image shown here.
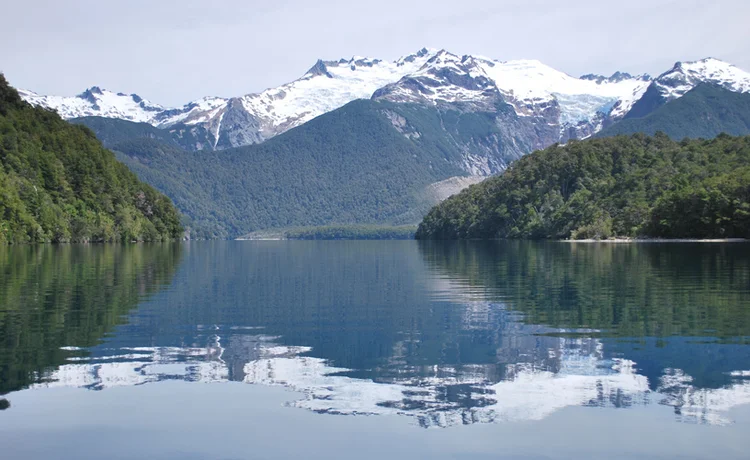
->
[654,58,750,101]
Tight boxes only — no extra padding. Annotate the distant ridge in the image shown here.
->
[18,50,750,152]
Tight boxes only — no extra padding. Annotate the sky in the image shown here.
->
[3,0,749,106]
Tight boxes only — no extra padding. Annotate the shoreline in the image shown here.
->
[562,238,748,243]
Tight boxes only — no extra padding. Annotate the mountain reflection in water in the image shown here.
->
[2,241,750,428]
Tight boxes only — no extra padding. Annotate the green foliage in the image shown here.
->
[0,75,182,243]
[70,116,182,148]
[282,225,417,240]
[70,116,216,153]
[599,84,750,139]
[649,166,750,238]
[78,100,497,239]
[416,133,750,240]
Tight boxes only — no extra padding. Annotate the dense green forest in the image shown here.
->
[416,133,750,239]
[76,100,493,239]
[598,84,750,139]
[281,225,417,240]
[0,75,183,243]
[71,116,183,148]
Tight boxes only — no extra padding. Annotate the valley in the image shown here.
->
[11,49,750,239]
[3,4,750,459]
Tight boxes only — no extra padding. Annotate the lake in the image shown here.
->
[1,241,749,459]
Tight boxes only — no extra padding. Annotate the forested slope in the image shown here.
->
[0,75,182,243]
[416,133,750,239]
[79,100,484,239]
[598,84,750,140]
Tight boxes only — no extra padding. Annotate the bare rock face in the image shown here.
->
[382,109,421,140]
[377,95,562,176]
[167,123,216,152]
[214,99,266,150]
[423,175,486,203]
[373,52,568,176]
[581,72,651,84]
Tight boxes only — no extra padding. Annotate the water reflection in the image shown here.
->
[30,327,750,427]
[0,243,182,396]
[2,241,750,428]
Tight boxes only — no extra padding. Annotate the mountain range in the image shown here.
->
[20,50,750,157]
[14,49,750,237]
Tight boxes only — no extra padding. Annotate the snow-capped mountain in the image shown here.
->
[375,50,652,121]
[18,50,750,155]
[373,50,653,141]
[18,86,166,122]
[20,48,439,150]
[654,58,750,100]
[233,48,437,141]
[624,57,750,120]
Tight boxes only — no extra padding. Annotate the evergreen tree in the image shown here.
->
[0,74,183,243]
[416,133,750,240]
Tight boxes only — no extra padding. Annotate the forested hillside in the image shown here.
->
[0,75,182,243]
[238,225,417,240]
[70,116,183,148]
[66,79,750,240]
[598,84,750,139]
[77,100,500,239]
[416,133,750,240]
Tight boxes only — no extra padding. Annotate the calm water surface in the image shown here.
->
[1,241,749,459]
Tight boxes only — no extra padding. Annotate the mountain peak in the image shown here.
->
[424,49,464,67]
[396,47,439,66]
[664,57,736,76]
[580,72,651,84]
[433,49,457,58]
[77,86,104,105]
[348,56,382,68]
[694,57,726,65]
[77,85,102,97]
[305,59,333,78]
[655,57,750,100]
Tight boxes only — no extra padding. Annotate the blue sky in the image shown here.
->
[3,0,748,106]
